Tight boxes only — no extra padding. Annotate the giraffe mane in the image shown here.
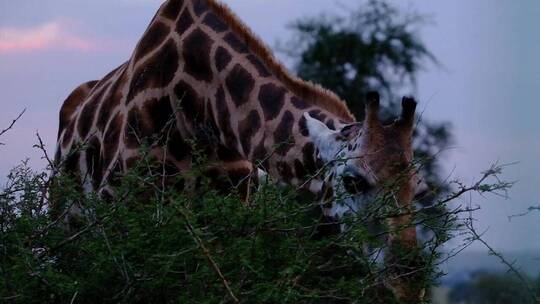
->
[205,0,355,122]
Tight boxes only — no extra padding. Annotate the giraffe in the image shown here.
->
[54,0,422,301]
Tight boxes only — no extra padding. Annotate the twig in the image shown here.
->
[29,199,78,240]
[0,108,26,145]
[508,205,540,222]
[1,294,22,300]
[437,162,514,206]
[34,132,54,168]
[465,216,539,302]
[179,208,239,303]
[33,131,55,210]
[49,220,99,252]
[70,291,78,304]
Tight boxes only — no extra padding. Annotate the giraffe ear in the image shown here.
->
[303,112,342,161]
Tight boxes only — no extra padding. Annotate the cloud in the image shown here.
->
[0,20,110,54]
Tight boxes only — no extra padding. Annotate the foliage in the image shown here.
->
[0,153,406,303]
[0,142,519,303]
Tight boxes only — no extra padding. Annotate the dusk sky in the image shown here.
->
[1,0,539,258]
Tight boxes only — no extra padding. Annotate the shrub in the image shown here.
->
[0,144,521,303]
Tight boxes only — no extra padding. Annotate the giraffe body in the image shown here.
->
[56,0,355,198]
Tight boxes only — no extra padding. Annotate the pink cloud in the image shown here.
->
[0,20,110,53]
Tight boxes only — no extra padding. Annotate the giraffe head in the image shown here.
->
[305,92,418,220]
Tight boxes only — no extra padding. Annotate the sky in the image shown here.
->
[0,0,539,258]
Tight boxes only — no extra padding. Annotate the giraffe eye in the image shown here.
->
[342,175,371,194]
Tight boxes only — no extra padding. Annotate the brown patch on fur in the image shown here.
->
[63,149,81,177]
[259,83,286,121]
[77,83,110,139]
[174,80,204,123]
[291,96,309,110]
[214,46,232,72]
[193,0,209,16]
[202,12,228,32]
[133,20,170,62]
[202,0,354,121]
[224,32,248,53]
[167,129,191,161]
[182,29,214,82]
[274,110,295,155]
[302,142,318,175]
[103,112,124,169]
[308,109,327,122]
[96,64,127,131]
[326,119,336,130]
[161,0,184,20]
[125,106,145,148]
[176,6,194,35]
[298,115,309,137]
[142,95,175,136]
[294,159,307,179]
[238,110,261,156]
[226,64,254,107]
[58,80,98,139]
[247,54,271,77]
[62,120,76,149]
[127,39,179,102]
[217,144,243,162]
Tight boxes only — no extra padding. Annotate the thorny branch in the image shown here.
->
[436,162,515,206]
[34,132,54,169]
[508,205,540,221]
[464,214,539,302]
[179,208,240,303]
